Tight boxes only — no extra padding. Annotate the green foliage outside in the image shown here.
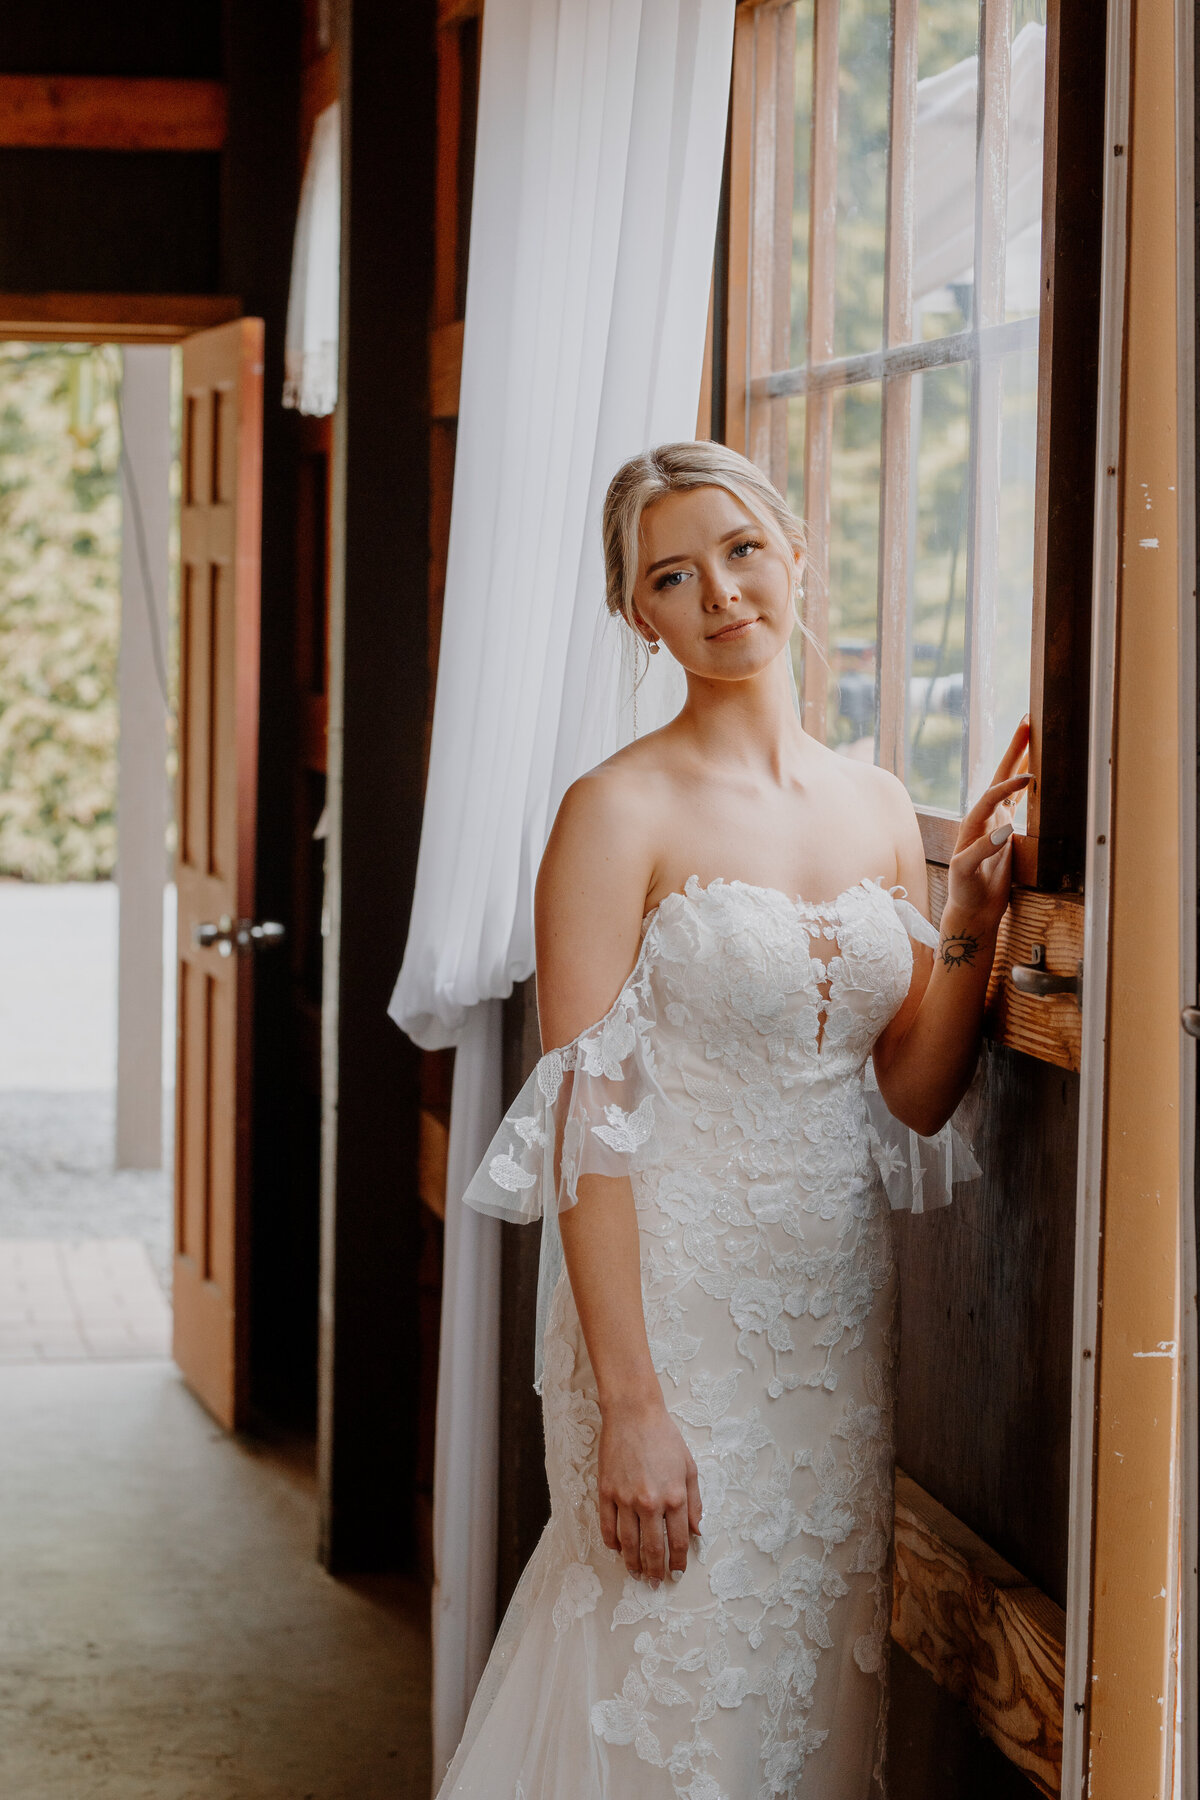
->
[0,345,122,881]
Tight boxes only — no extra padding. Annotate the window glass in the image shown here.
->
[906,363,970,811]
[832,0,889,358]
[823,381,882,755]
[914,8,980,342]
[990,341,1038,794]
[1005,8,1048,323]
[790,4,814,366]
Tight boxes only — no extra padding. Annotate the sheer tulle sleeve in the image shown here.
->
[865,891,982,1213]
[462,950,673,1391]
[462,950,669,1227]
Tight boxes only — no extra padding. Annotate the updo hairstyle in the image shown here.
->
[601,440,809,643]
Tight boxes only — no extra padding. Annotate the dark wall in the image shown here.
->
[0,150,222,292]
[318,0,436,1570]
[219,1,306,1426]
[888,1041,1078,1800]
[0,1,221,75]
[0,1,225,293]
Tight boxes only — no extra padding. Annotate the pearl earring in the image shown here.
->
[648,640,660,655]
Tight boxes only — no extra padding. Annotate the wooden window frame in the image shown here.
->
[725,0,1101,896]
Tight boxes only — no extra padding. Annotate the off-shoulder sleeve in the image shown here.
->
[462,950,670,1392]
[865,888,982,1213]
[462,950,668,1226]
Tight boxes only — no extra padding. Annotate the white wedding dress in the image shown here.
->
[438,874,976,1800]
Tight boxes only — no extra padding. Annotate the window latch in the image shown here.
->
[1010,944,1082,1007]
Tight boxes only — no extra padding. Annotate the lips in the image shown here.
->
[707,617,757,641]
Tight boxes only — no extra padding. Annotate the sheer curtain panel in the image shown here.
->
[283,101,341,417]
[386,0,734,1779]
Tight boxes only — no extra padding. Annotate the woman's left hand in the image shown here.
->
[944,717,1031,937]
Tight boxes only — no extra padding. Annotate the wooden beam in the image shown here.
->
[301,49,339,148]
[0,76,227,152]
[892,1470,1066,1798]
[0,292,241,344]
[418,1106,449,1219]
[430,319,464,419]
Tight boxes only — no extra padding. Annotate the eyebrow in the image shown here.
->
[644,522,758,577]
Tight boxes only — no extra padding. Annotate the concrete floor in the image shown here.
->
[0,1361,432,1800]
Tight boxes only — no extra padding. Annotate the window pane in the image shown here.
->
[914,5,979,342]
[906,363,970,809]
[832,0,889,358]
[819,381,882,756]
[791,2,813,364]
[989,343,1038,779]
[1006,8,1047,323]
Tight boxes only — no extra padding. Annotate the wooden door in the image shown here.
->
[173,318,265,1430]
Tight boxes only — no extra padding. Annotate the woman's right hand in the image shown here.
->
[597,1394,702,1584]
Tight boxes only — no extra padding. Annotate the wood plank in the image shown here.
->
[927,865,1083,1071]
[1022,0,1105,892]
[892,1470,1066,1799]
[0,292,242,344]
[430,318,464,419]
[418,1106,449,1220]
[438,0,483,21]
[433,18,465,328]
[0,75,227,152]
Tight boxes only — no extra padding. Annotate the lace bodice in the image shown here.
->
[469,875,974,1248]
[443,876,978,1800]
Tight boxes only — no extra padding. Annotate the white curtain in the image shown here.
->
[283,101,341,417]
[386,0,734,1778]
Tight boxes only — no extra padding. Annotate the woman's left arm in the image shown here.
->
[872,719,1030,1136]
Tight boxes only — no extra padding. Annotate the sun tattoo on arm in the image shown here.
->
[939,931,981,969]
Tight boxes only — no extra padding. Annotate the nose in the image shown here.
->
[702,568,738,610]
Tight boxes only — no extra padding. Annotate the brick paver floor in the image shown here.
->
[0,1238,170,1363]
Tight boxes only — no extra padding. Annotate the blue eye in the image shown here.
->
[731,538,761,559]
[654,569,687,590]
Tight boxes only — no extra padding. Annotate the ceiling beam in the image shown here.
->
[0,76,227,152]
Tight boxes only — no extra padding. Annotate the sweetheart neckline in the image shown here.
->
[640,871,893,931]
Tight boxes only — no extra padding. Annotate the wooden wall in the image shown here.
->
[317,0,437,1571]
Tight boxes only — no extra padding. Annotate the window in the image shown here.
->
[724,0,1099,887]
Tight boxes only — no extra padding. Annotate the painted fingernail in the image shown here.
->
[990,823,1014,846]
[670,1568,684,1582]
[649,1578,661,1590]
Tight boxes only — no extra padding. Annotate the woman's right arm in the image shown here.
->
[535,770,702,1587]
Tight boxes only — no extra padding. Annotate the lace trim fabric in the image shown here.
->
[462,880,979,1389]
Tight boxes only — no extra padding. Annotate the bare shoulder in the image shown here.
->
[823,753,928,906]
[534,755,663,1051]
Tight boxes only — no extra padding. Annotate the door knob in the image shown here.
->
[1182,1006,1200,1038]
[193,916,286,957]
[1010,944,1082,1006]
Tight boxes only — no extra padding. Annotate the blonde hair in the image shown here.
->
[601,440,809,638]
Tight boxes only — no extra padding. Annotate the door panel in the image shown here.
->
[173,318,264,1430]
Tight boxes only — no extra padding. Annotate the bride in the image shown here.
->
[438,440,1029,1799]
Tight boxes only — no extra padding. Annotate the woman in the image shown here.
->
[438,441,1029,1799]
